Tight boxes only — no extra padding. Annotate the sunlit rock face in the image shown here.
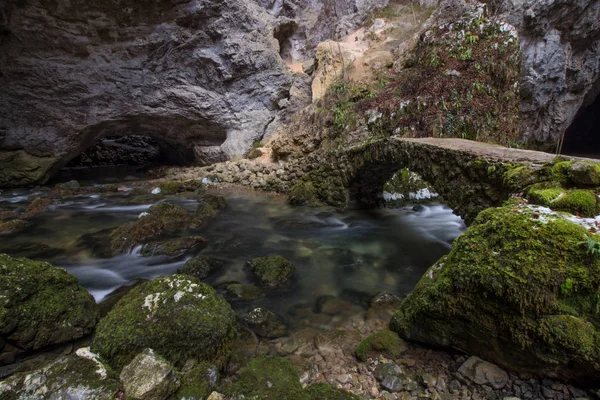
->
[0,0,296,186]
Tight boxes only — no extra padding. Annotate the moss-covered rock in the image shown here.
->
[247,255,295,290]
[0,150,58,187]
[0,254,99,364]
[0,219,28,236]
[288,180,316,206]
[195,195,227,220]
[355,330,406,362]
[110,202,199,254]
[224,356,305,400]
[390,205,600,383]
[174,360,218,400]
[0,347,118,400]
[526,184,600,217]
[568,161,600,186]
[244,308,288,338]
[178,255,224,280]
[551,190,600,217]
[91,275,236,370]
[157,181,185,195]
[140,236,206,257]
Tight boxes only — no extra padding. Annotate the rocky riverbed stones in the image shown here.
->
[120,349,180,400]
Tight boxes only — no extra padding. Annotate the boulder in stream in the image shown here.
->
[391,205,600,384]
[92,275,236,370]
[0,254,99,365]
[247,255,295,290]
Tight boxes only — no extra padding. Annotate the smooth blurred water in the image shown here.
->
[0,187,465,317]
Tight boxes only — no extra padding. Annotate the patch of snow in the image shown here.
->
[138,212,149,219]
[151,187,161,195]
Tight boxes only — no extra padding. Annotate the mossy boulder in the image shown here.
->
[91,275,236,370]
[157,181,186,195]
[390,205,600,384]
[178,255,224,279]
[355,330,406,362]
[140,236,206,257]
[244,308,288,338]
[110,202,199,254]
[195,195,227,220]
[247,256,295,290]
[0,347,118,399]
[0,254,99,364]
[568,161,600,186]
[287,181,316,206]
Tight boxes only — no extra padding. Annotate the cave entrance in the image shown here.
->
[54,134,194,184]
[561,91,600,158]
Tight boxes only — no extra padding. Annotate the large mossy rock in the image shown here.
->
[91,275,236,371]
[0,254,99,364]
[110,202,199,254]
[390,205,600,384]
[0,347,118,400]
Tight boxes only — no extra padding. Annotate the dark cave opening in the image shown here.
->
[561,92,600,158]
[274,21,297,59]
[55,134,194,183]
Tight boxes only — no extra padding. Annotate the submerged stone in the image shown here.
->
[225,283,264,301]
[247,255,295,290]
[140,236,206,257]
[178,255,224,280]
[0,219,28,236]
[91,275,236,370]
[244,308,288,338]
[390,205,600,384]
[0,254,99,364]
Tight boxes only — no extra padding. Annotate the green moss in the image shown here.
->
[305,384,361,400]
[195,202,217,219]
[390,205,600,379]
[288,180,316,206]
[0,254,99,359]
[226,283,264,301]
[551,161,574,184]
[502,164,538,191]
[248,256,295,290]
[91,275,236,370]
[0,151,58,187]
[206,195,227,210]
[552,190,600,217]
[158,181,185,195]
[174,361,216,400]
[225,356,305,400]
[525,183,564,206]
[248,148,263,159]
[355,329,406,361]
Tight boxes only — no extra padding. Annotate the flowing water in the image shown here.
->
[0,184,465,321]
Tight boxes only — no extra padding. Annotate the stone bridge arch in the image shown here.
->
[313,138,556,223]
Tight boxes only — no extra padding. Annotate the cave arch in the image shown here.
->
[50,115,228,181]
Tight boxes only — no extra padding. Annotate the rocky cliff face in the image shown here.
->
[0,0,389,187]
[496,0,600,148]
[0,0,295,186]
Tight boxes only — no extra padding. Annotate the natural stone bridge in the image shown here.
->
[166,137,595,224]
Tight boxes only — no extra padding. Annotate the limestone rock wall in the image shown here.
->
[498,0,600,147]
[0,0,296,186]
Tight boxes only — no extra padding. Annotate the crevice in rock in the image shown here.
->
[274,20,298,59]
